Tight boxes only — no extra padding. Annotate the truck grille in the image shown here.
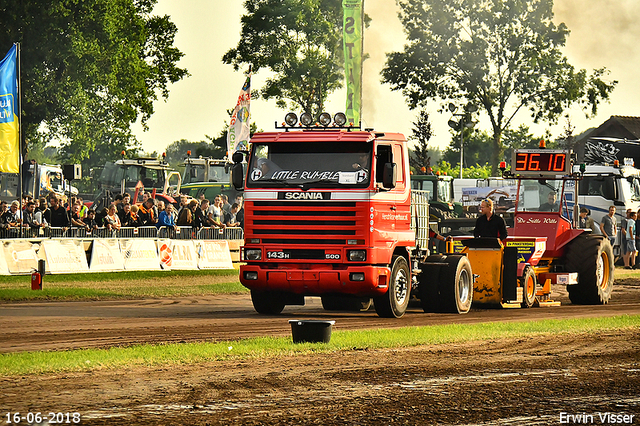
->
[248,200,364,246]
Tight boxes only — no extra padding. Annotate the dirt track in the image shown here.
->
[1,279,639,424]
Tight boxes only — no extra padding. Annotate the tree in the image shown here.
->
[223,0,348,117]
[408,109,434,173]
[165,123,259,169]
[165,135,227,170]
[442,125,548,170]
[433,161,492,179]
[1,0,188,161]
[382,0,617,174]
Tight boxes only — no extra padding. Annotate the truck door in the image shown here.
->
[370,143,408,262]
[392,143,411,232]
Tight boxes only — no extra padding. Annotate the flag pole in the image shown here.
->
[16,42,23,236]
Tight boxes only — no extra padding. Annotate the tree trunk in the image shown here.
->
[490,130,504,176]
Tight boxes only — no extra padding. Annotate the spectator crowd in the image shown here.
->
[0,192,244,237]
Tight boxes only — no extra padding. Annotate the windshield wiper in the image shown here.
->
[257,178,304,188]
[299,180,341,191]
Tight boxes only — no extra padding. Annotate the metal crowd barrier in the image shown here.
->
[197,227,243,240]
[0,226,244,240]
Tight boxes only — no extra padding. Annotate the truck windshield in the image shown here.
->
[621,176,640,202]
[516,180,567,213]
[246,141,371,188]
[184,163,206,184]
[438,180,452,203]
[183,162,230,184]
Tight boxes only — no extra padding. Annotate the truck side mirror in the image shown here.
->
[232,163,244,190]
[382,163,396,189]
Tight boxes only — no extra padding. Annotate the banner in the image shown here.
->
[121,238,161,271]
[0,44,19,173]
[158,239,198,270]
[226,70,251,155]
[89,239,125,272]
[194,240,233,269]
[2,240,37,274]
[343,0,363,127]
[42,240,89,274]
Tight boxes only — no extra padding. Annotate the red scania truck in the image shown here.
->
[230,113,473,318]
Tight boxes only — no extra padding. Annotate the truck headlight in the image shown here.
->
[348,250,366,261]
[350,273,365,281]
[245,249,262,261]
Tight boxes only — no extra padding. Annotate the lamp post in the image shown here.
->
[448,103,477,179]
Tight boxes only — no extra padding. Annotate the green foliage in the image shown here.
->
[408,109,434,173]
[434,161,492,179]
[443,125,551,168]
[382,0,617,174]
[164,122,259,170]
[223,0,349,117]
[1,0,188,166]
[165,136,227,171]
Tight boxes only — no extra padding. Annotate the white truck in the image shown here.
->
[0,164,78,202]
[569,164,640,253]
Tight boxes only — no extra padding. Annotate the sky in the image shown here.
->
[132,0,640,158]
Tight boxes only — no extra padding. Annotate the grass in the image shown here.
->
[1,314,638,376]
[0,268,248,301]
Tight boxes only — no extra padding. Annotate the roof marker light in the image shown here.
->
[300,112,313,126]
[284,112,298,126]
[318,112,332,127]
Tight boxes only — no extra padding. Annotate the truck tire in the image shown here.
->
[250,290,286,315]
[374,256,410,318]
[418,255,446,313]
[520,267,537,308]
[321,295,373,312]
[564,235,614,304]
[438,255,473,314]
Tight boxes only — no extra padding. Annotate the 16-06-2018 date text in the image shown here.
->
[5,412,81,424]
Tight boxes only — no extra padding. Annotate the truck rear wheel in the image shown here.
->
[374,256,410,318]
[564,235,614,304]
[439,255,473,314]
[250,290,286,315]
[520,267,537,308]
[418,255,446,313]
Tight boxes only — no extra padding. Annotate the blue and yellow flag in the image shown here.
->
[0,45,19,173]
[343,0,363,127]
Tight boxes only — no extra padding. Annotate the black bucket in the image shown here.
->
[289,320,335,343]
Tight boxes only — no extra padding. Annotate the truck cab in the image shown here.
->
[183,156,231,185]
[237,124,416,318]
[575,164,640,226]
[180,155,241,202]
[93,156,181,209]
[0,164,78,202]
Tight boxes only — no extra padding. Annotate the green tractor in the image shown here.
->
[410,174,464,222]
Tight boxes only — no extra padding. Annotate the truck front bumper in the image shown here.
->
[239,264,391,297]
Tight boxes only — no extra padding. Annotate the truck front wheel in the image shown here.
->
[374,256,410,318]
[250,290,286,315]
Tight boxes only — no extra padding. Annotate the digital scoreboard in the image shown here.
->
[511,149,571,176]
